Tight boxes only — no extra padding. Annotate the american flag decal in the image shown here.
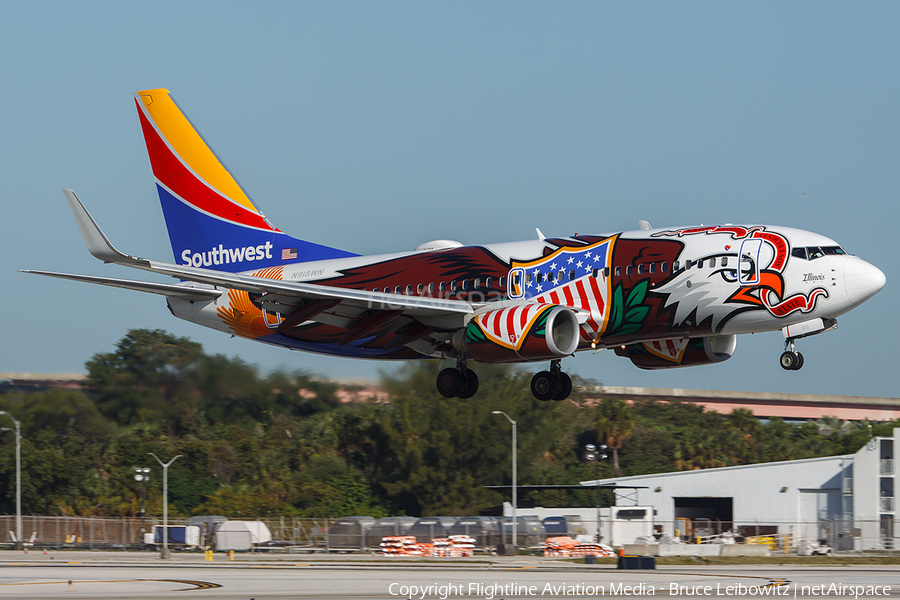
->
[282,248,298,260]
[511,238,615,339]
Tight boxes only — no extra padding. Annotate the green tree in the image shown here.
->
[595,397,635,475]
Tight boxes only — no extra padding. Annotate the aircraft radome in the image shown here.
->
[24,89,886,401]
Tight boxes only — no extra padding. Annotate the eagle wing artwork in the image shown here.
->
[25,89,886,401]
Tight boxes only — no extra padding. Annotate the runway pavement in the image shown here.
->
[0,551,898,599]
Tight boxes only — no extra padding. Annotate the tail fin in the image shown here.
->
[135,89,356,272]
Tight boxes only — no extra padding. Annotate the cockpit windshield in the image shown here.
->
[792,245,847,261]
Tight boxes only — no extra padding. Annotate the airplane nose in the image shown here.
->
[844,256,886,306]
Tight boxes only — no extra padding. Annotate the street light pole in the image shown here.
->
[491,411,516,554]
[583,443,608,543]
[148,453,182,559]
[134,467,150,543]
[0,412,21,550]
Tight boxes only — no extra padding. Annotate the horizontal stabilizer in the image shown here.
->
[22,271,221,299]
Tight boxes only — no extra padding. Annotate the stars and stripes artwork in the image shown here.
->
[509,238,614,338]
[282,248,298,260]
[471,303,555,350]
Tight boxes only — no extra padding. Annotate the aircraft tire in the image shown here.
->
[780,351,798,370]
[437,368,463,398]
[793,352,804,370]
[552,372,572,401]
[457,370,480,399]
[531,371,559,401]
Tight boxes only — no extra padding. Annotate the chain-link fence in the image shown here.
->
[1,515,898,554]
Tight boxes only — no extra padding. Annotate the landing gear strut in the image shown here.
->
[531,360,573,401]
[780,339,804,371]
[436,357,479,399]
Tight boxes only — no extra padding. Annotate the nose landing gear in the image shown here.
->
[779,339,804,371]
[436,357,479,398]
[531,360,573,401]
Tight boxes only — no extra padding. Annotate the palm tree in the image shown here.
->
[595,397,636,475]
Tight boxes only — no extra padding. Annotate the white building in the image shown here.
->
[580,427,900,551]
[852,428,897,550]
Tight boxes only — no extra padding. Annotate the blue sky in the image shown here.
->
[3,2,898,397]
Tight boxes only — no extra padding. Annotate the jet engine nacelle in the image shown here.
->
[455,304,580,364]
[615,335,737,370]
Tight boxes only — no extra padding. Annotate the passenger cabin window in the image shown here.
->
[394,286,401,294]
[603,267,610,277]
[417,284,424,294]
[499,276,506,287]
[697,259,703,269]
[661,262,668,273]
[592,268,599,278]
[625,266,632,276]
[439,282,446,292]
[637,264,644,275]
[685,259,692,269]
[673,260,680,271]
[547,272,554,282]
[649,263,656,274]
[406,284,413,294]
[384,287,390,293]
[615,266,621,276]
[485,277,492,288]
[474,278,481,288]
[721,257,728,267]
[428,282,435,293]
[450,281,457,291]
[536,273,543,283]
[569,270,576,280]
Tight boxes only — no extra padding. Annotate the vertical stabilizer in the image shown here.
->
[135,89,356,271]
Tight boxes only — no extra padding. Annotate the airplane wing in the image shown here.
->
[26,191,478,346]
[20,270,221,300]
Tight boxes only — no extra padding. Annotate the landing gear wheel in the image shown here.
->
[553,372,573,401]
[437,368,463,398]
[531,371,559,401]
[457,370,480,399]
[780,351,802,371]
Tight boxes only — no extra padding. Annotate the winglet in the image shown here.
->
[63,189,145,266]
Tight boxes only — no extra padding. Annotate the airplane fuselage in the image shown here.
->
[167,223,883,367]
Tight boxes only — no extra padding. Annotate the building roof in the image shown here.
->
[589,386,900,421]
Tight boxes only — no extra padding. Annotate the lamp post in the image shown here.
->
[583,443,607,543]
[0,411,21,550]
[491,410,516,554]
[148,453,181,559]
[134,467,150,543]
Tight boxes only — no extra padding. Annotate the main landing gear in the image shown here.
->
[530,360,573,401]
[780,339,804,371]
[436,358,479,399]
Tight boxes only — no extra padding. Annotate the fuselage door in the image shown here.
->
[739,239,762,286]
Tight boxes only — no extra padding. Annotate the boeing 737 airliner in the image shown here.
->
[25,89,886,401]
